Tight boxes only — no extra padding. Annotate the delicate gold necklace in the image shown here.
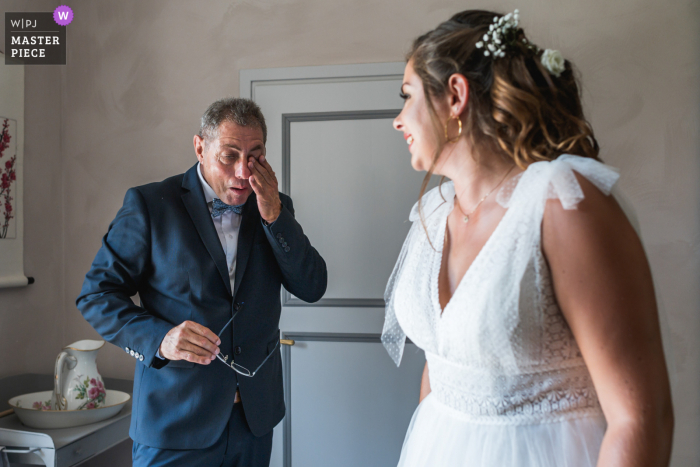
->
[455,165,515,224]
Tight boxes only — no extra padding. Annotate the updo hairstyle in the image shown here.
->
[410,10,599,202]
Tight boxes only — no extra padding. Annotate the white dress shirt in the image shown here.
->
[197,162,241,294]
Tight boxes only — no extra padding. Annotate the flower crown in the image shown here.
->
[475,10,566,77]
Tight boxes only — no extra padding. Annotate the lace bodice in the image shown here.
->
[382,155,620,424]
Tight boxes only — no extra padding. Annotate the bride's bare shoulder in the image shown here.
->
[542,170,635,251]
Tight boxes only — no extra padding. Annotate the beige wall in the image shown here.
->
[0,0,64,378]
[2,0,698,464]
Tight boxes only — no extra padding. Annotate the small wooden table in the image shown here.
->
[0,374,132,467]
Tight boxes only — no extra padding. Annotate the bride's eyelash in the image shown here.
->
[399,91,409,100]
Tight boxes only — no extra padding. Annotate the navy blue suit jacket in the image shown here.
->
[77,163,327,449]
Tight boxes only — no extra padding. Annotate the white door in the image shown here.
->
[241,63,428,467]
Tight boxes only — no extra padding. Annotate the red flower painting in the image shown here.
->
[0,118,16,238]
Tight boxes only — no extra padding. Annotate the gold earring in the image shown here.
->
[444,115,462,143]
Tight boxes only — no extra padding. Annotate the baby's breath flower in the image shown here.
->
[475,8,564,77]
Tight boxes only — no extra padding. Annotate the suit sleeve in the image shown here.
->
[263,194,327,303]
[76,187,174,369]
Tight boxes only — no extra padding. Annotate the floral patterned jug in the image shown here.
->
[52,340,107,411]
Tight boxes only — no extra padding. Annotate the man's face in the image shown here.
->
[194,121,265,206]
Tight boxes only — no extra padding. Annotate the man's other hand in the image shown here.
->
[159,321,221,365]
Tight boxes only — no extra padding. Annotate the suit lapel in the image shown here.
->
[181,165,231,296]
[233,194,258,299]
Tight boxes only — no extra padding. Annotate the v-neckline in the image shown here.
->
[433,197,513,319]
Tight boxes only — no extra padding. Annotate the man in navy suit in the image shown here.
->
[77,98,327,466]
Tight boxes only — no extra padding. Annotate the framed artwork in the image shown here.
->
[0,51,27,288]
[0,117,17,239]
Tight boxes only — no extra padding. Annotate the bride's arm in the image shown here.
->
[542,173,673,467]
[419,362,431,403]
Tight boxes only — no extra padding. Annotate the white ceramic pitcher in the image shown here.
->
[52,340,106,411]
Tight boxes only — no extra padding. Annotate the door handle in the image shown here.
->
[280,339,295,346]
[1,447,40,454]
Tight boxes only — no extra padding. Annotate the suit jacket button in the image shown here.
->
[234,346,242,355]
[125,347,130,353]
[282,242,287,247]
[135,352,140,359]
[278,237,284,243]
[139,355,144,362]
[130,350,135,357]
[284,246,291,252]
[276,233,282,239]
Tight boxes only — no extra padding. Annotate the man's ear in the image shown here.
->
[446,73,469,117]
[193,135,205,163]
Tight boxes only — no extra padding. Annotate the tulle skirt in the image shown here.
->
[397,393,606,467]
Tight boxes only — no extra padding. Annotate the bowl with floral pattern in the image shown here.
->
[8,389,130,429]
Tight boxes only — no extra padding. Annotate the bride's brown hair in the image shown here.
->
[411,10,599,219]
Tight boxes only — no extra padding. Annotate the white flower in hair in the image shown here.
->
[541,49,565,77]
[476,9,565,77]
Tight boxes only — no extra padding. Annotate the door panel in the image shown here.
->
[288,115,421,304]
[284,336,424,467]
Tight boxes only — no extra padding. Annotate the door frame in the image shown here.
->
[240,62,405,103]
[240,63,412,467]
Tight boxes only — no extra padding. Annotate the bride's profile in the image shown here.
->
[382,9,674,466]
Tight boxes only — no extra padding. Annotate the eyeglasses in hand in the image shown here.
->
[214,303,280,377]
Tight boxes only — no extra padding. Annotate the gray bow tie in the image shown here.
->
[211,198,244,218]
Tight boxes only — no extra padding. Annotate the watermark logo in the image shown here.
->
[53,6,73,26]
[4,6,71,65]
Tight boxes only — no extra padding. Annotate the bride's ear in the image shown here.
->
[446,73,469,117]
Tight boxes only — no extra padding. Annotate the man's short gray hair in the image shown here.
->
[199,97,267,144]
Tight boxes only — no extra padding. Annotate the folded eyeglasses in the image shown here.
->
[214,303,279,377]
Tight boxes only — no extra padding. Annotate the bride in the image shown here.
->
[382,9,674,466]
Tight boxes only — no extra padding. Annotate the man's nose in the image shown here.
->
[235,157,251,180]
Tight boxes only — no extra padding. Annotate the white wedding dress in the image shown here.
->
[382,154,621,466]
